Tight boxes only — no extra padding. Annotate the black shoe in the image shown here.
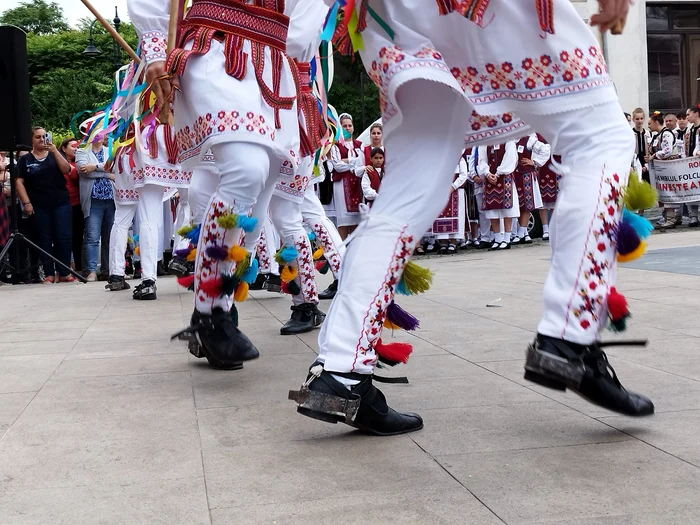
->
[249,273,268,291]
[497,241,511,250]
[168,257,193,277]
[488,240,500,251]
[280,303,325,335]
[318,279,338,300]
[132,261,141,280]
[290,368,423,436]
[476,240,490,250]
[265,274,282,293]
[524,334,654,417]
[132,279,157,300]
[157,261,169,277]
[105,275,131,291]
[172,308,258,367]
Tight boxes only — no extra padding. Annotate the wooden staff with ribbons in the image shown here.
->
[79,0,141,63]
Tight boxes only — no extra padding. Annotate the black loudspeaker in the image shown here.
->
[0,25,32,150]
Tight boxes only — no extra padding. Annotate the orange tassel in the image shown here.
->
[227,245,247,262]
[234,281,248,302]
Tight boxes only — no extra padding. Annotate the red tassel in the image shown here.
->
[281,280,289,294]
[374,338,413,365]
[199,277,223,297]
[177,275,195,289]
[607,287,629,321]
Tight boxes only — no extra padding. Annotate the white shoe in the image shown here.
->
[86,272,97,282]
[542,232,550,241]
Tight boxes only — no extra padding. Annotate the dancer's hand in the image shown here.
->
[487,174,498,185]
[591,0,631,34]
[521,158,535,167]
[146,61,179,112]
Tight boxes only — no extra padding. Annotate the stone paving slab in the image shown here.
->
[1,232,700,523]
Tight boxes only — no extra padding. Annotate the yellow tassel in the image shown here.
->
[134,246,140,257]
[617,241,647,263]
[227,245,247,262]
[176,224,194,236]
[313,247,324,260]
[383,320,401,330]
[234,281,249,302]
[280,265,298,282]
[186,249,197,262]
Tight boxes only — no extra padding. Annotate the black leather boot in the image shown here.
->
[132,279,157,300]
[289,367,423,436]
[318,279,338,300]
[105,275,130,291]
[168,257,193,277]
[172,308,258,368]
[524,334,654,417]
[280,303,325,335]
[265,274,282,293]
[248,273,268,290]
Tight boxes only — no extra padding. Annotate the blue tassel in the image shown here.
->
[236,215,258,233]
[622,209,653,239]
[241,258,259,284]
[395,280,408,296]
[276,246,299,264]
[132,234,139,244]
[307,231,316,242]
[185,224,201,243]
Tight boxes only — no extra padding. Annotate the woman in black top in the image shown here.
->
[15,127,75,283]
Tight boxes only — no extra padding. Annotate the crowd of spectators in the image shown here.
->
[0,128,115,284]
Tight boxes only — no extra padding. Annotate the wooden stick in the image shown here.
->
[167,0,179,53]
[80,0,141,63]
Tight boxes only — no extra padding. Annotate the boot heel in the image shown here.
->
[524,370,566,391]
[297,407,344,424]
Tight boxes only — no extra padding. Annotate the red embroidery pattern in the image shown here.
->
[133,165,192,187]
[310,221,342,277]
[567,171,622,333]
[275,170,310,200]
[451,47,609,104]
[368,45,451,122]
[115,189,139,203]
[256,226,273,273]
[431,189,461,234]
[196,199,227,305]
[176,111,276,163]
[141,31,167,63]
[352,230,415,371]
[293,234,318,302]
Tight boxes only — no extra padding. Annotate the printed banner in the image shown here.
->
[649,157,700,204]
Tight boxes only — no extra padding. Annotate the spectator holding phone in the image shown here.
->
[76,135,115,282]
[14,127,75,283]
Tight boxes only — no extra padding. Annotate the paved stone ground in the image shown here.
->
[2,230,700,525]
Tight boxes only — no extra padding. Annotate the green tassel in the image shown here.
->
[216,213,238,230]
[397,260,433,295]
[176,224,194,237]
[234,253,251,278]
[624,170,657,211]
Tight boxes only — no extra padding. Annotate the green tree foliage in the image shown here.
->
[328,54,380,133]
[25,24,138,132]
[0,0,69,35]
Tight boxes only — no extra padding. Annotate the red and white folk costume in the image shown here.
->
[329,132,363,228]
[429,157,468,247]
[296,0,652,426]
[512,133,548,243]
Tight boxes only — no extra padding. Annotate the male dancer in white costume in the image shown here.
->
[290,0,653,436]
[129,0,330,368]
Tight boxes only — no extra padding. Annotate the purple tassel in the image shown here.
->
[386,301,420,331]
[205,244,229,261]
[174,247,192,258]
[616,221,641,256]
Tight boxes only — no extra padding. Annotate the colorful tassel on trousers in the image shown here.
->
[607,287,630,332]
[374,338,413,366]
[384,301,420,331]
[396,260,433,295]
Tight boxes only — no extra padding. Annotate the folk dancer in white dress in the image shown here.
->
[429,155,468,253]
[477,141,518,250]
[512,133,550,244]
[291,0,653,437]
[329,114,363,239]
